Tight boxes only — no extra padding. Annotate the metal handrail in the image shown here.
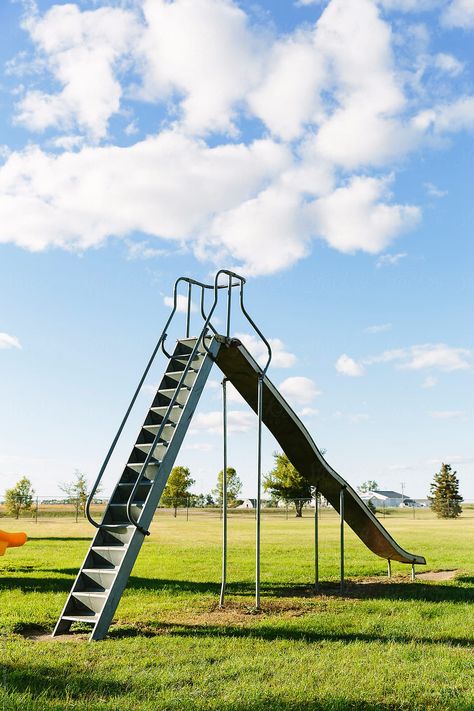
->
[85,275,221,529]
[86,269,271,534]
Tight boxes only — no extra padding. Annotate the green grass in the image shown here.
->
[1,509,473,710]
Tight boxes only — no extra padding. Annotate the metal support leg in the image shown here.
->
[314,487,319,591]
[255,375,263,610]
[219,378,228,608]
[387,559,391,578]
[411,563,416,581]
[340,487,345,593]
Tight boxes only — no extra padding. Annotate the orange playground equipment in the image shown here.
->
[0,530,27,556]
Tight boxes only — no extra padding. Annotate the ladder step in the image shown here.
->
[61,615,98,623]
[150,405,183,413]
[127,461,160,473]
[117,480,153,488]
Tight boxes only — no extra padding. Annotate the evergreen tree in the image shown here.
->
[161,466,195,517]
[212,467,242,507]
[264,452,312,517]
[4,477,35,519]
[429,463,463,519]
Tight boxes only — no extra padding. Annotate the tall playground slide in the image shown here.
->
[53,272,425,640]
[0,530,27,556]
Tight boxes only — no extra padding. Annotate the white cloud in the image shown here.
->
[279,376,321,405]
[16,4,138,140]
[138,0,265,136]
[0,333,22,350]
[433,53,464,76]
[248,31,325,141]
[335,354,365,377]
[442,0,474,28]
[184,442,215,452]
[311,177,420,254]
[364,323,392,334]
[422,375,438,388]
[376,252,408,267]
[429,410,466,419]
[423,182,448,198]
[378,0,442,10]
[365,343,472,371]
[235,333,296,368]
[4,0,474,275]
[0,132,288,261]
[126,241,167,260]
[298,407,320,418]
[163,294,198,314]
[191,410,254,434]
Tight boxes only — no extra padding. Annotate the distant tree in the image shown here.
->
[4,477,35,519]
[161,466,195,517]
[264,452,312,517]
[205,493,215,507]
[358,480,379,494]
[429,463,463,519]
[59,470,96,519]
[212,467,242,507]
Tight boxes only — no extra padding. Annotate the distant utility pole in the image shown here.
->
[400,482,405,504]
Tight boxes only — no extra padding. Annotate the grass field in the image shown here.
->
[1,508,473,710]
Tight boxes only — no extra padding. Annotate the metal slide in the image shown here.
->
[215,337,426,566]
[53,271,424,641]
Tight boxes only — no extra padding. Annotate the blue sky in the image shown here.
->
[0,0,473,502]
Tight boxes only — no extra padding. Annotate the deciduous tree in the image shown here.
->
[264,452,312,517]
[59,470,96,520]
[4,477,35,519]
[161,466,195,517]
[212,467,242,507]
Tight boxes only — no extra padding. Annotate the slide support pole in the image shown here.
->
[340,487,345,593]
[255,375,263,610]
[314,487,319,591]
[387,559,391,578]
[219,378,228,607]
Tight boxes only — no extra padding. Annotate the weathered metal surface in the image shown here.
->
[216,339,426,566]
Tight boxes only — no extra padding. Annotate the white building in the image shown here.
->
[360,490,415,508]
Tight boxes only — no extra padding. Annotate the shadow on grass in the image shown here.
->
[1,573,472,603]
[1,659,455,711]
[108,619,474,648]
[0,660,128,699]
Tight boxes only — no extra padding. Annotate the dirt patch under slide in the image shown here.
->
[414,569,459,581]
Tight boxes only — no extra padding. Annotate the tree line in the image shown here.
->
[1,459,464,520]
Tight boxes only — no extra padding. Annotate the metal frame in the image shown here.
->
[85,270,272,541]
[314,486,319,591]
[219,377,228,607]
[340,487,345,593]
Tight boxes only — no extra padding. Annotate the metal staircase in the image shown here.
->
[53,334,220,640]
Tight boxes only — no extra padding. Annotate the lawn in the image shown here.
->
[1,508,473,710]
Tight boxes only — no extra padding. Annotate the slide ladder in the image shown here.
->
[53,270,425,641]
[53,335,219,640]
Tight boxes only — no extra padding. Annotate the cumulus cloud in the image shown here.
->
[442,0,474,28]
[279,376,321,405]
[163,294,197,314]
[191,410,254,434]
[311,177,420,254]
[335,354,365,377]
[235,333,296,368]
[2,0,474,274]
[365,343,472,371]
[0,333,22,350]
[15,4,139,140]
[376,252,408,267]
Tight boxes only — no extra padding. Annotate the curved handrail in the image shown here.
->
[86,269,271,533]
[86,275,214,529]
